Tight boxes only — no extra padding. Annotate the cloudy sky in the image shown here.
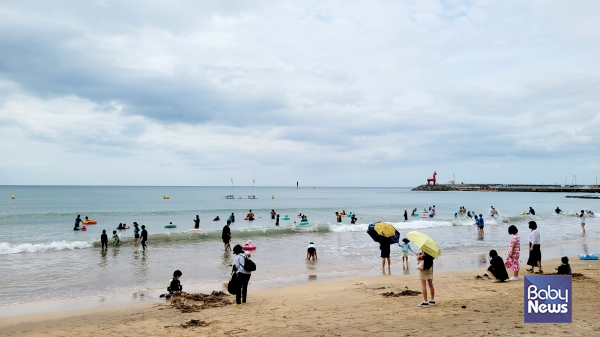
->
[1,0,599,186]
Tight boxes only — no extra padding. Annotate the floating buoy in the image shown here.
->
[271,194,274,199]
[11,194,15,199]
[81,226,87,231]
[163,195,170,199]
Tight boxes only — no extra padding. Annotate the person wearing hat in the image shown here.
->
[306,242,317,260]
[400,238,414,265]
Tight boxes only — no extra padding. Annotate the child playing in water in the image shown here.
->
[112,230,119,245]
[160,270,183,299]
[400,238,414,264]
[306,242,317,260]
[101,230,108,250]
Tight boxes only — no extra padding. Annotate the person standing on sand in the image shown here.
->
[577,210,586,234]
[380,241,391,274]
[140,225,148,250]
[231,244,252,306]
[526,221,543,274]
[404,210,408,222]
[505,225,520,281]
[417,252,435,307]
[222,222,232,251]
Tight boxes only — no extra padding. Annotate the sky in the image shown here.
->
[1,0,599,187]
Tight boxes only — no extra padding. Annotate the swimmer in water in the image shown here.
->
[193,215,200,229]
[112,230,120,245]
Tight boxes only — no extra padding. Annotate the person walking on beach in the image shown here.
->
[505,225,520,281]
[222,222,232,251]
[101,230,108,250]
[380,242,391,274]
[404,210,408,222]
[140,225,148,250]
[133,222,140,244]
[193,215,200,229]
[74,214,83,230]
[577,210,586,234]
[526,221,543,274]
[231,244,252,305]
[417,252,435,307]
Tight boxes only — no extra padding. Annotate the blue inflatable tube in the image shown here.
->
[298,221,310,226]
[281,217,290,220]
[580,254,598,260]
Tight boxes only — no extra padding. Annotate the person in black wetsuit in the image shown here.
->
[555,207,562,214]
[74,214,82,230]
[486,250,509,282]
[529,207,536,215]
[230,213,235,223]
[168,270,183,294]
[140,225,148,250]
[275,214,280,226]
[101,230,108,250]
[404,210,408,222]
[351,214,357,224]
[270,209,276,220]
[222,222,231,251]
[193,215,200,229]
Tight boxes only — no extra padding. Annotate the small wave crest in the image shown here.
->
[0,241,93,254]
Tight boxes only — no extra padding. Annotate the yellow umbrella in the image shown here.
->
[406,231,441,258]
[373,222,396,237]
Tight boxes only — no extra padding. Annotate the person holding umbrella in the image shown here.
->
[367,222,401,274]
[406,231,440,308]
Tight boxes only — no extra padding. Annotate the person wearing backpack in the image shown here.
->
[231,244,254,306]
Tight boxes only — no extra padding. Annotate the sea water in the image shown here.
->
[0,186,598,307]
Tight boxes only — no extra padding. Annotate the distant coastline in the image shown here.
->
[412,183,600,193]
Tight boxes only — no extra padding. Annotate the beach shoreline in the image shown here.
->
[1,255,598,336]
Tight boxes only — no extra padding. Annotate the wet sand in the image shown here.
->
[1,256,599,337]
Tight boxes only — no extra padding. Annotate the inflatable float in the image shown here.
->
[346,213,353,217]
[242,245,257,251]
[421,214,428,218]
[580,254,598,260]
[298,221,310,226]
[164,223,177,228]
[81,226,87,231]
[412,213,419,216]
[187,228,202,232]
[83,220,97,224]
[281,216,290,220]
[117,226,130,230]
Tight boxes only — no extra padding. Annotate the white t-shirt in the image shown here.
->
[307,243,316,249]
[528,230,540,245]
[489,208,495,216]
[579,213,586,224]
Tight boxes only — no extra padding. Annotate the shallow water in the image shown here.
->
[0,186,598,306]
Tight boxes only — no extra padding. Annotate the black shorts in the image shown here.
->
[307,247,316,254]
[223,238,229,244]
[135,234,140,239]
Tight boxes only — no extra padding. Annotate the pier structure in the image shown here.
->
[412,184,600,193]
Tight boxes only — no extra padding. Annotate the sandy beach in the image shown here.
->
[1,256,598,337]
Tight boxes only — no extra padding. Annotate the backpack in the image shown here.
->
[243,256,257,272]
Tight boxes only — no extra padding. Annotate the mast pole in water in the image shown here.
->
[231,178,234,195]
[296,181,298,189]
[253,179,255,195]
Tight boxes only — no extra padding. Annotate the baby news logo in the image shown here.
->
[524,275,572,323]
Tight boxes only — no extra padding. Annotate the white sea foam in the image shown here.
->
[0,241,93,254]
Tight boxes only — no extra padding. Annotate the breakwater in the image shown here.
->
[412,184,600,193]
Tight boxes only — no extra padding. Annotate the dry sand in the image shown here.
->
[1,257,599,337]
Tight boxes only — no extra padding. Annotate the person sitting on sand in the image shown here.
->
[164,270,183,299]
[485,250,509,282]
[307,242,317,260]
[112,230,120,245]
[556,256,572,275]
